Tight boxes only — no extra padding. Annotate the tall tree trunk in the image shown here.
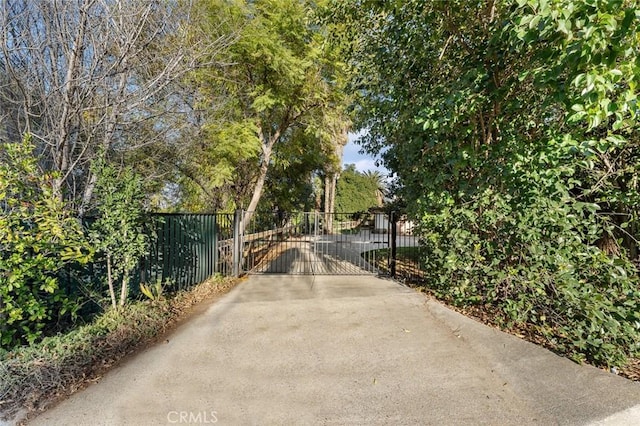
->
[107,253,117,309]
[243,159,269,229]
[324,174,333,233]
[323,127,347,233]
[242,129,277,230]
[52,0,90,199]
[119,274,129,307]
[324,173,338,233]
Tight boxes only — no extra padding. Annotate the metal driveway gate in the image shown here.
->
[243,211,391,275]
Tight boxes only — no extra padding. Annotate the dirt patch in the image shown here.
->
[619,358,640,381]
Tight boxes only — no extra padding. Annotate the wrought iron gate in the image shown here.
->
[64,211,422,295]
[242,211,391,275]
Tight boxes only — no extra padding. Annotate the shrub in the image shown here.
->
[0,136,92,349]
[88,158,148,309]
[418,186,640,367]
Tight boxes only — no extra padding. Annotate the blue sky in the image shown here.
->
[342,131,388,174]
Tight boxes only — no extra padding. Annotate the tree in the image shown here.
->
[334,164,380,214]
[363,170,387,206]
[261,127,332,215]
[190,0,349,226]
[0,0,234,215]
[323,126,348,231]
[89,158,148,309]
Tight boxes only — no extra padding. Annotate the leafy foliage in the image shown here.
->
[333,0,640,366]
[0,137,92,348]
[182,0,349,216]
[89,159,148,309]
[335,164,382,214]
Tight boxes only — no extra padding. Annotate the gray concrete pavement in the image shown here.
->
[29,275,640,425]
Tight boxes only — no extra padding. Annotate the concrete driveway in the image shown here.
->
[29,275,640,425]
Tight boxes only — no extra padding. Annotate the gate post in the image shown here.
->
[390,211,397,278]
[212,214,219,275]
[232,209,243,277]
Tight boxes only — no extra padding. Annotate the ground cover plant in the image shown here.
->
[0,276,239,423]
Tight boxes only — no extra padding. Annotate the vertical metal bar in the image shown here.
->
[202,215,208,281]
[221,214,228,276]
[197,215,203,283]
[168,215,175,288]
[187,216,192,285]
[232,209,242,277]
[162,215,168,284]
[193,216,198,286]
[183,216,189,287]
[390,211,397,278]
[203,215,209,282]
[139,215,147,286]
[180,216,189,289]
[282,214,285,273]
[212,214,218,276]
[175,215,181,287]
[152,216,159,284]
[208,215,213,279]
[185,216,191,288]
[141,215,149,284]
[176,216,182,289]
[229,213,234,276]
[313,211,318,275]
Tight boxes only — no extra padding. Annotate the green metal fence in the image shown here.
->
[61,211,420,301]
[140,213,233,291]
[59,213,233,310]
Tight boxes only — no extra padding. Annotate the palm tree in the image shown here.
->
[363,170,387,207]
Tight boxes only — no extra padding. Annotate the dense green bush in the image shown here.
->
[420,185,640,366]
[89,158,149,309]
[333,0,640,366]
[335,164,382,213]
[0,137,92,348]
[418,0,640,367]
